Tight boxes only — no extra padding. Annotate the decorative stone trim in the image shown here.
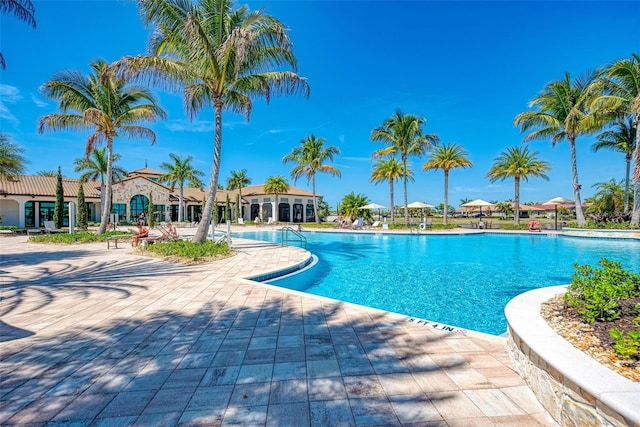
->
[562,227,640,240]
[505,286,640,427]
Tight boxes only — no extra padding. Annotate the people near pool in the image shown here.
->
[166,223,178,237]
[132,224,149,247]
[137,212,146,226]
[337,214,348,228]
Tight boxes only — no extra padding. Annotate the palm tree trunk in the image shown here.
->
[624,157,631,214]
[443,170,449,225]
[389,180,394,224]
[631,118,640,225]
[238,187,243,223]
[193,102,223,243]
[403,156,409,225]
[97,138,114,235]
[178,186,184,222]
[514,176,520,226]
[274,193,279,222]
[569,137,586,226]
[312,176,320,225]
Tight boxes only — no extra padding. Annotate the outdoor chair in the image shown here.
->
[351,218,364,230]
[43,221,62,234]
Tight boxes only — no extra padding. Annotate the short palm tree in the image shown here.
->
[370,157,410,224]
[226,169,252,223]
[514,71,601,226]
[0,132,27,179]
[121,0,309,242]
[592,118,636,213]
[595,54,640,224]
[73,147,127,209]
[372,111,440,224]
[339,192,370,221]
[159,153,205,222]
[39,59,166,234]
[590,179,626,213]
[422,143,473,225]
[283,135,341,224]
[486,146,550,225]
[263,176,289,222]
[0,0,36,70]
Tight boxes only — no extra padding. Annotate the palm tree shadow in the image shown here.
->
[0,257,208,317]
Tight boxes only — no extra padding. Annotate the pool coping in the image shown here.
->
[504,285,640,426]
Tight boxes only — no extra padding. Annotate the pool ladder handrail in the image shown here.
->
[280,226,307,249]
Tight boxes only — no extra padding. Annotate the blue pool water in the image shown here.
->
[235,231,640,335]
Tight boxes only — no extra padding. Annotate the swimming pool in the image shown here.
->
[235,231,640,335]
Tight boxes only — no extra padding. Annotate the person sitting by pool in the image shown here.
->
[166,223,178,237]
[132,224,149,247]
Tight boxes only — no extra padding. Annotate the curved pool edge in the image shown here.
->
[505,286,640,426]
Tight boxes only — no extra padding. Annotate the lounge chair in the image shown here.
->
[369,220,381,229]
[267,217,274,225]
[43,221,62,234]
[155,224,182,242]
[351,218,364,230]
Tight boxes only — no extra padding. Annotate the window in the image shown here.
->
[130,195,149,219]
[305,204,315,222]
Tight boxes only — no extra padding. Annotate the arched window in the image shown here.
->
[130,195,149,219]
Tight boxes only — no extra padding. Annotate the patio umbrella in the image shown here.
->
[543,197,574,230]
[407,201,434,223]
[461,199,494,217]
[360,203,386,219]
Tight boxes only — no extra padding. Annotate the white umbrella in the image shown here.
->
[461,199,494,217]
[543,197,574,230]
[360,203,387,219]
[407,201,434,223]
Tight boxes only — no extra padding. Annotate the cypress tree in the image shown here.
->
[225,194,231,223]
[77,182,87,230]
[148,192,155,227]
[53,166,64,229]
[236,193,241,223]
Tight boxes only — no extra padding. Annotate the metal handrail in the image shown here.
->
[280,226,307,248]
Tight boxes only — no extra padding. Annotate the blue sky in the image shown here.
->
[1,0,639,209]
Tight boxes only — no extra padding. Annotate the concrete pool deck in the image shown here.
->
[0,232,557,426]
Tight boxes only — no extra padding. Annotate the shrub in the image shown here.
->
[144,240,231,261]
[29,231,131,244]
[564,259,640,323]
[610,318,640,360]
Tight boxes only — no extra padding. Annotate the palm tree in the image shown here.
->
[226,169,252,223]
[370,157,410,224]
[263,176,289,222]
[592,118,636,213]
[339,192,369,221]
[486,146,550,225]
[73,147,127,209]
[0,132,27,179]
[595,54,640,224]
[514,71,601,226]
[120,0,309,242]
[283,135,341,224]
[589,179,626,213]
[39,59,166,234]
[422,143,473,225]
[0,0,36,70]
[159,153,205,222]
[372,111,439,225]
[36,170,57,177]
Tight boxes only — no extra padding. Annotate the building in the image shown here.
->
[0,168,322,228]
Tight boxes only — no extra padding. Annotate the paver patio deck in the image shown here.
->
[0,232,557,426]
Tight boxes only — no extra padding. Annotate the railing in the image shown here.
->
[280,226,307,249]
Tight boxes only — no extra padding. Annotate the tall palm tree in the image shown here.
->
[592,118,636,213]
[0,0,36,70]
[159,153,205,222]
[263,175,289,222]
[120,0,309,243]
[283,135,340,224]
[0,132,27,179]
[226,169,251,223]
[370,157,410,224]
[372,111,439,225]
[514,71,601,226]
[422,143,473,225]
[73,147,127,209]
[595,54,640,224]
[39,59,166,234]
[486,146,550,225]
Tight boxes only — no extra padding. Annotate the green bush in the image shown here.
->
[501,224,529,230]
[564,259,640,323]
[144,240,231,261]
[0,225,18,230]
[29,231,131,244]
[610,318,640,360]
